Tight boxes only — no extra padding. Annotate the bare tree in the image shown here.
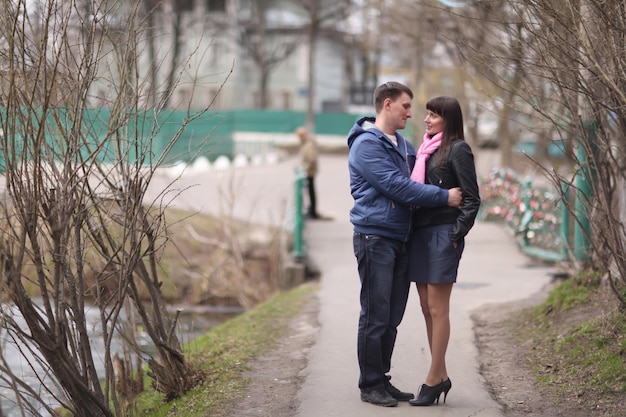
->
[142,0,162,108]
[0,0,216,415]
[438,0,626,307]
[161,1,186,108]
[140,0,198,108]
[377,1,538,154]
[507,0,626,308]
[373,1,497,146]
[237,0,302,109]
[294,0,351,130]
[344,1,384,109]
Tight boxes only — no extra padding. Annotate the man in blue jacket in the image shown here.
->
[347,81,462,407]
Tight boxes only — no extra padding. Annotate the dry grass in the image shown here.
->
[493,272,626,417]
[1,203,283,310]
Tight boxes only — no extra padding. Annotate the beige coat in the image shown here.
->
[299,138,318,177]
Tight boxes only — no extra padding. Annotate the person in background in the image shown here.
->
[407,96,481,406]
[297,127,319,219]
[347,82,463,407]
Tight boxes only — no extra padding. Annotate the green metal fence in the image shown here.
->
[0,108,365,172]
[479,168,570,263]
[292,168,306,259]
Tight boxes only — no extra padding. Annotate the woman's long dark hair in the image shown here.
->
[426,96,464,166]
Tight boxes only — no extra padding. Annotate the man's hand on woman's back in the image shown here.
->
[447,187,462,208]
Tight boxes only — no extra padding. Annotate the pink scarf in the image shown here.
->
[410,132,442,183]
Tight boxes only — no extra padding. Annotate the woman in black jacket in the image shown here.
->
[407,96,481,406]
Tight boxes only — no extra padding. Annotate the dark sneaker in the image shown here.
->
[385,380,415,401]
[360,386,399,407]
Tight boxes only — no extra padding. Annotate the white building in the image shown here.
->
[92,0,363,113]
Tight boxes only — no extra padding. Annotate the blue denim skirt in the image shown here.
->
[408,223,465,284]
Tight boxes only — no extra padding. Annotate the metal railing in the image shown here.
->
[479,168,570,263]
[292,168,306,259]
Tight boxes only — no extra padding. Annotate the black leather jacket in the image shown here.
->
[412,139,481,242]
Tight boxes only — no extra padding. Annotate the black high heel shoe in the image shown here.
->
[441,378,452,403]
[408,378,452,406]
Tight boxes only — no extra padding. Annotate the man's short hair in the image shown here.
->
[296,127,308,140]
[373,82,413,113]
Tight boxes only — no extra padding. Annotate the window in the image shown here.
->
[281,91,291,110]
[209,41,221,67]
[207,0,226,12]
[253,91,261,108]
[175,0,194,12]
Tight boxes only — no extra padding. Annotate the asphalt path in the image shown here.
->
[146,152,556,417]
[295,154,556,417]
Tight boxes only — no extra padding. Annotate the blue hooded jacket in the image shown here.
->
[347,116,449,242]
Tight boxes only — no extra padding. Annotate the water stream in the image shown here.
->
[0,301,241,417]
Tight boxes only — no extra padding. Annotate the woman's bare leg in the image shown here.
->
[416,283,432,351]
[424,283,453,386]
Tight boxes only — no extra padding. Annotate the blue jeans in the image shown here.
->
[353,233,410,390]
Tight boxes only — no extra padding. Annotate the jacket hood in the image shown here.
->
[347,116,380,148]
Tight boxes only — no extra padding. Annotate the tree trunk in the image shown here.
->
[163,11,184,108]
[305,3,318,132]
[259,65,270,108]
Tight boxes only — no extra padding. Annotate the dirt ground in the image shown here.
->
[470,289,576,417]
[476,287,625,417]
[226,293,320,417]
[229,282,623,417]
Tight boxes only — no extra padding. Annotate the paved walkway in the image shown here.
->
[295,154,556,417]
[147,151,557,417]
